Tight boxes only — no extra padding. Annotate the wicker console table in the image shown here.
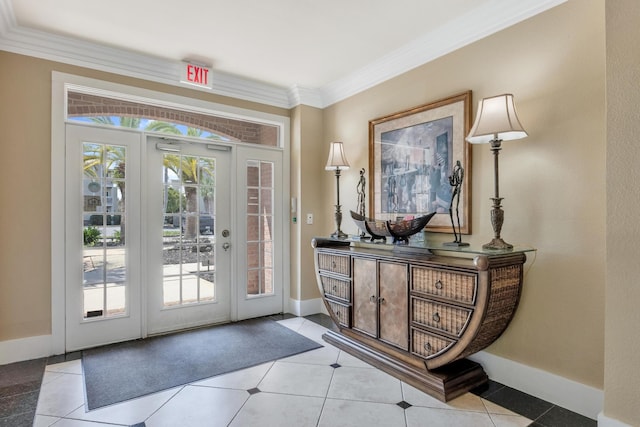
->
[312,237,532,401]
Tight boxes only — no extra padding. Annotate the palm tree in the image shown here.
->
[84,116,217,240]
[162,154,214,239]
[83,117,167,244]
[83,143,127,243]
[150,126,216,238]
[145,121,182,134]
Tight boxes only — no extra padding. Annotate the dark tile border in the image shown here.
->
[474,382,555,420]
[0,358,47,427]
[0,411,35,427]
[531,405,597,427]
[303,313,339,331]
[46,351,82,366]
[471,380,596,427]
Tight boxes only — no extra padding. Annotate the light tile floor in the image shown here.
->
[34,317,533,427]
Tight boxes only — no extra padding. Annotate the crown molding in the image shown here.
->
[0,0,15,34]
[287,85,325,109]
[320,0,567,107]
[0,6,294,109]
[0,0,565,109]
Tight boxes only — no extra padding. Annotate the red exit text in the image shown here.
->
[181,62,213,89]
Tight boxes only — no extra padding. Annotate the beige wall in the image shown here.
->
[604,0,640,424]
[0,53,53,340]
[323,0,606,389]
[296,106,326,300]
[0,52,288,341]
[290,104,326,301]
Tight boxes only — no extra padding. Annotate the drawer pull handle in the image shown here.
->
[369,295,376,303]
[332,261,337,269]
[333,285,338,291]
[432,312,441,323]
[424,342,432,352]
[435,280,443,290]
[378,297,386,304]
[335,310,341,318]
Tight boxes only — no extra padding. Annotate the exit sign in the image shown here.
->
[180,62,213,89]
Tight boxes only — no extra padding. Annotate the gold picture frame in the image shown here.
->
[368,91,472,234]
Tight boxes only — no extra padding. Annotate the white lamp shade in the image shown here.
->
[325,141,350,170]
[466,94,528,144]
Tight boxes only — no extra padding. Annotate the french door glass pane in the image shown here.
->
[82,142,127,319]
[162,153,217,306]
[246,160,274,296]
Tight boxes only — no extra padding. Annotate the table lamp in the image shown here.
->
[325,142,350,239]
[466,94,527,250]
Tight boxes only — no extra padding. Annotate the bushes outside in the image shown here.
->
[83,227,101,246]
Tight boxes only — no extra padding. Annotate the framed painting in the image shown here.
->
[368,91,472,234]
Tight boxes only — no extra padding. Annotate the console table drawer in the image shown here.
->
[327,300,351,328]
[320,274,351,302]
[412,298,472,337]
[411,267,476,304]
[412,328,455,359]
[318,253,351,276]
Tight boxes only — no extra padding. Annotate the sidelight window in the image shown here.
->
[246,160,274,296]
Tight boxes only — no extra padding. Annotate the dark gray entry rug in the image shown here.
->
[82,318,322,410]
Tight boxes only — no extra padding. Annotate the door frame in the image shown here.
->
[51,72,290,353]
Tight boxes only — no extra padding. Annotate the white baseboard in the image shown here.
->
[598,412,633,427]
[469,351,603,420]
[0,334,52,365]
[288,297,325,317]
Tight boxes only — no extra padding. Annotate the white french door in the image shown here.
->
[65,124,142,351]
[64,125,286,351]
[145,137,232,334]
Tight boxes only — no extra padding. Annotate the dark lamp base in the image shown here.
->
[482,238,513,250]
[331,230,349,240]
